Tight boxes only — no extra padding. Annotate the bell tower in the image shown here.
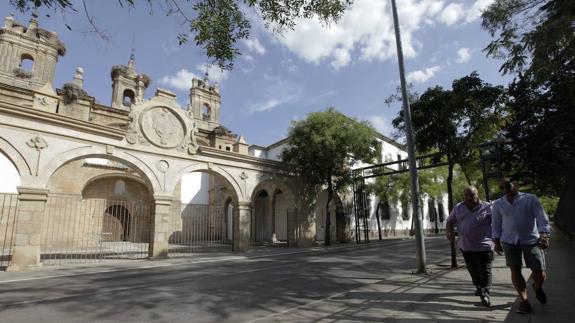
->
[189,75,221,130]
[110,52,150,111]
[0,13,66,90]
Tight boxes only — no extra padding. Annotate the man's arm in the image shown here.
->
[491,202,503,255]
[532,195,551,248]
[445,206,457,241]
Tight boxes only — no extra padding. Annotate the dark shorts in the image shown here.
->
[501,242,546,271]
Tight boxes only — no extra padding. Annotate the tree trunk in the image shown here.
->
[325,177,333,246]
[375,201,382,240]
[447,160,458,268]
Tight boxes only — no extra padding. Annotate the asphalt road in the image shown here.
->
[0,237,452,323]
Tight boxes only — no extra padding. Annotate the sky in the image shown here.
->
[1,0,512,147]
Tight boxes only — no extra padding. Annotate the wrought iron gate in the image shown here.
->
[168,203,232,257]
[40,196,153,266]
[0,193,18,270]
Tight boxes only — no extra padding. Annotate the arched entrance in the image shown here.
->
[252,190,271,244]
[102,205,131,242]
[273,189,288,242]
[249,179,297,246]
[40,157,155,265]
[169,170,239,256]
[0,151,21,270]
[315,190,346,243]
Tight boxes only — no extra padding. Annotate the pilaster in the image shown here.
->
[7,186,49,271]
[233,201,251,252]
[148,195,172,259]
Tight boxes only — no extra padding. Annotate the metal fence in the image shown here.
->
[0,193,18,270]
[40,195,153,266]
[168,203,232,256]
[250,208,292,246]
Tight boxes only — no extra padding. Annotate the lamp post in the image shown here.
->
[390,0,427,274]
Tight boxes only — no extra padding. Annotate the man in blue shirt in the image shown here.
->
[492,178,551,314]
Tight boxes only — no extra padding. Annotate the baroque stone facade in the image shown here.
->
[0,15,307,270]
[0,15,447,271]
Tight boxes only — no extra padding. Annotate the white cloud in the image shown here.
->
[243,37,266,55]
[439,3,464,26]
[158,65,229,91]
[456,47,471,63]
[406,65,441,83]
[248,74,302,114]
[196,64,229,84]
[368,116,388,134]
[331,48,351,70]
[281,58,299,73]
[271,0,492,69]
[466,0,495,23]
[158,69,197,91]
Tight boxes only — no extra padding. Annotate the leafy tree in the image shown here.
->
[392,72,506,212]
[482,0,575,196]
[11,0,352,70]
[281,108,380,245]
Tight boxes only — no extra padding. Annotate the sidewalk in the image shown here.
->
[251,229,575,322]
[0,233,572,322]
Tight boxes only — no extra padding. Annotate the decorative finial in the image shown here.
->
[128,34,136,69]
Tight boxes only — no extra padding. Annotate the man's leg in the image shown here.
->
[476,251,493,306]
[510,265,528,301]
[524,244,547,304]
[502,242,531,313]
[462,250,480,290]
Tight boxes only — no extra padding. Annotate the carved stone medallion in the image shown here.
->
[139,106,186,148]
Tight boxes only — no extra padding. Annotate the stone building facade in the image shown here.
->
[0,15,446,271]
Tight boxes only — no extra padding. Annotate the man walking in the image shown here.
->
[446,186,494,306]
[492,178,551,314]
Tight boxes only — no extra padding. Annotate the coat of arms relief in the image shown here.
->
[125,105,198,155]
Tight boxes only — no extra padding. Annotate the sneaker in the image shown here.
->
[517,300,532,314]
[480,290,491,307]
[533,284,547,304]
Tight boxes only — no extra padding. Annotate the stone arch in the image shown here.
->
[250,179,297,243]
[19,53,34,72]
[0,150,21,193]
[41,146,161,195]
[172,164,243,202]
[224,197,234,241]
[169,165,241,253]
[0,136,32,178]
[122,89,135,107]
[315,189,345,243]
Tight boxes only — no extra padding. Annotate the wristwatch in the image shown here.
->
[539,232,550,239]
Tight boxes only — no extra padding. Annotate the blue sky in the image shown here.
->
[2,0,511,147]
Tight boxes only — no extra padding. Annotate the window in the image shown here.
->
[380,200,391,220]
[20,54,34,71]
[114,180,126,195]
[401,199,410,220]
[437,203,445,222]
[122,89,135,107]
[202,103,211,121]
[225,146,231,151]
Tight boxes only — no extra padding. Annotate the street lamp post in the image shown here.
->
[390,0,427,274]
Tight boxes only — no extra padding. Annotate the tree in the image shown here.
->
[392,72,506,213]
[482,0,575,196]
[11,0,352,70]
[281,108,380,246]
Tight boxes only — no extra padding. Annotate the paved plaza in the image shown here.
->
[0,229,573,322]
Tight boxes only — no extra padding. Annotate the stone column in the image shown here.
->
[287,209,297,247]
[148,195,172,259]
[233,201,251,252]
[8,187,49,271]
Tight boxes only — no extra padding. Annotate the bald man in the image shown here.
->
[446,186,494,307]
